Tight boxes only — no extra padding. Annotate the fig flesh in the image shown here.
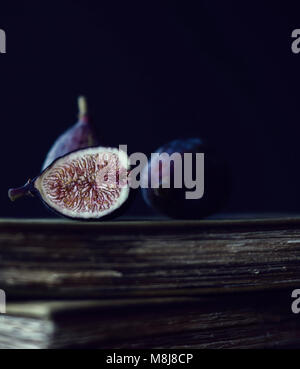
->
[141,138,230,219]
[9,147,130,220]
[42,96,99,170]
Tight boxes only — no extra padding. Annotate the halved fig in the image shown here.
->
[8,147,130,220]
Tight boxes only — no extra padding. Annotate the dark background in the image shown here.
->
[1,1,300,218]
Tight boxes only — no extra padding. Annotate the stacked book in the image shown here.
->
[1,217,300,348]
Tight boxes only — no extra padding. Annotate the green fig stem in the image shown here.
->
[78,95,88,122]
[8,180,33,202]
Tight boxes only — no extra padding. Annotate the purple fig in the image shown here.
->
[9,147,130,220]
[141,138,230,219]
[42,96,99,170]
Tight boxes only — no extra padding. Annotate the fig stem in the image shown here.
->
[78,96,88,121]
[8,180,32,202]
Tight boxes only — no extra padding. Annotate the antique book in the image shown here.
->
[0,217,300,298]
[1,217,300,348]
[1,290,299,349]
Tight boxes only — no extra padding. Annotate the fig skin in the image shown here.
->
[9,146,133,221]
[42,96,99,170]
[141,138,231,219]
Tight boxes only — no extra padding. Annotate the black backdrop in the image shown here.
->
[1,1,300,218]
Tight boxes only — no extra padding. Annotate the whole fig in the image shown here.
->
[42,96,99,170]
[141,138,230,219]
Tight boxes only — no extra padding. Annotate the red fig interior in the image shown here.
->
[35,147,129,219]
